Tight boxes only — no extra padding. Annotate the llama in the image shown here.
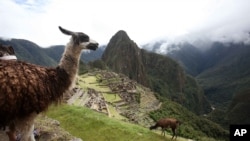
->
[150,118,181,140]
[0,26,98,141]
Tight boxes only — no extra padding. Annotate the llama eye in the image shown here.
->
[78,33,89,42]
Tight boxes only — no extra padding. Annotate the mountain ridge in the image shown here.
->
[0,38,104,66]
[142,40,250,126]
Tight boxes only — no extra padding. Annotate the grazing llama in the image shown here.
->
[0,26,98,141]
[150,118,181,140]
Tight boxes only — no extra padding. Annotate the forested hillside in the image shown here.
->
[143,41,250,126]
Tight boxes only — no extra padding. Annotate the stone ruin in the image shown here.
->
[85,88,107,114]
[65,70,161,126]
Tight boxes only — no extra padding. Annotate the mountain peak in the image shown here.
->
[115,30,129,37]
[110,30,131,43]
[102,30,148,86]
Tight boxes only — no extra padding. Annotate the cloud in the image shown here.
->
[184,0,250,44]
[0,0,51,46]
[1,0,250,47]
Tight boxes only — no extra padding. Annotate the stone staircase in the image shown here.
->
[67,88,90,106]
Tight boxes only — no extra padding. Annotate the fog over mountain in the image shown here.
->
[143,30,250,54]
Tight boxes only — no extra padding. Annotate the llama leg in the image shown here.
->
[6,122,17,141]
[28,124,35,141]
[174,128,178,140]
[161,128,164,136]
[161,128,166,137]
[19,114,36,141]
[171,128,176,140]
[6,131,16,141]
[6,132,16,141]
[21,123,35,141]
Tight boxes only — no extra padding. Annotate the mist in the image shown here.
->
[1,0,250,48]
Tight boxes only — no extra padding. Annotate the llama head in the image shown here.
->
[0,44,17,60]
[59,26,98,50]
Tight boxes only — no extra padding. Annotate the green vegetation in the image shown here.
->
[227,88,250,125]
[103,93,121,102]
[47,104,180,141]
[78,74,109,91]
[71,71,229,141]
[107,104,126,120]
[149,96,229,141]
[143,50,211,114]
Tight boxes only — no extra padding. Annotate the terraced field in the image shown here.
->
[66,70,161,127]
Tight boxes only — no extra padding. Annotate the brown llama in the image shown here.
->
[0,26,98,141]
[150,118,181,140]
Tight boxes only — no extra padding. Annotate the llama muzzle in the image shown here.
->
[87,42,98,50]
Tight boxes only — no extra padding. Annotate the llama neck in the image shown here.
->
[58,43,82,84]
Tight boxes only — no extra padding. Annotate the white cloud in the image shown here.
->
[0,0,250,47]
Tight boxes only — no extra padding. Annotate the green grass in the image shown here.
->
[149,97,229,141]
[46,104,187,141]
[78,74,124,120]
[78,74,111,92]
[107,104,127,120]
[103,93,121,102]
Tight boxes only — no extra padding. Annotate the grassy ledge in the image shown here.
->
[46,104,188,141]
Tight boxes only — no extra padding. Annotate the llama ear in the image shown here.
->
[59,26,75,36]
[7,46,15,54]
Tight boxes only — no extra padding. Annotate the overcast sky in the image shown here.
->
[1,0,250,47]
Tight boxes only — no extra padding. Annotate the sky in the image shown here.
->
[0,0,250,47]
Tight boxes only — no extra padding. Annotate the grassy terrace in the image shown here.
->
[47,104,188,141]
[77,73,125,119]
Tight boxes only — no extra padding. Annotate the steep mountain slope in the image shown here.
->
[141,50,211,114]
[143,40,250,125]
[166,42,205,76]
[102,31,211,114]
[102,30,149,86]
[227,88,250,124]
[197,42,250,108]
